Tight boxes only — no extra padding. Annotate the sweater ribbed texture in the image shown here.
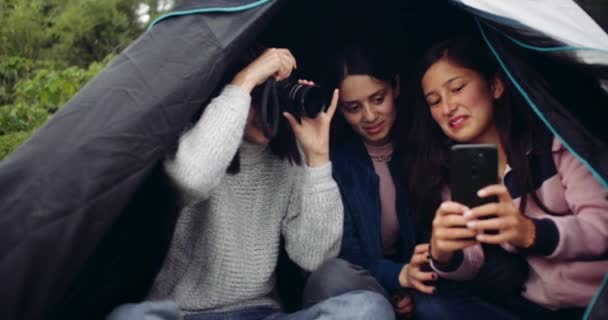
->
[147,85,343,313]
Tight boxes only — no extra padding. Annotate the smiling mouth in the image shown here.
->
[364,122,384,134]
[448,116,468,128]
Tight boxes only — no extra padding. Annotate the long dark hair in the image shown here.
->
[224,45,302,174]
[399,37,555,233]
[329,41,402,143]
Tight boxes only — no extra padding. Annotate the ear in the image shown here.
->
[393,75,401,99]
[491,75,505,99]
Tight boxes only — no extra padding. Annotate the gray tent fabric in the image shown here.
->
[0,0,606,319]
[0,1,280,319]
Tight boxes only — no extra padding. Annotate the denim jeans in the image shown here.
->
[107,290,394,320]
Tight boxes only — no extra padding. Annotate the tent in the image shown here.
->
[0,0,606,319]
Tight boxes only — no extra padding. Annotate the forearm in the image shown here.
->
[165,85,250,199]
[283,163,344,271]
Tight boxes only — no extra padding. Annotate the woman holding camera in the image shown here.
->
[405,37,608,319]
[107,48,395,320]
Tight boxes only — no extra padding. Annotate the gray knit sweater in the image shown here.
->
[147,85,343,313]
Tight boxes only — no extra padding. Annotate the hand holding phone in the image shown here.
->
[450,144,532,247]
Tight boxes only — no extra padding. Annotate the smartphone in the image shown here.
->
[450,144,498,208]
[450,144,499,235]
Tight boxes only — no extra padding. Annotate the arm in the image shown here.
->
[467,142,608,260]
[282,88,344,271]
[429,201,485,280]
[282,162,344,271]
[337,207,405,293]
[164,85,250,199]
[166,48,298,199]
[544,146,608,259]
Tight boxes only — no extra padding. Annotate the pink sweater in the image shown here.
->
[431,138,608,310]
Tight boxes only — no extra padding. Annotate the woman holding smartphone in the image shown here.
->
[303,41,525,320]
[403,37,608,319]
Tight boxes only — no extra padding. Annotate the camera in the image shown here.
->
[256,78,329,138]
[274,80,328,119]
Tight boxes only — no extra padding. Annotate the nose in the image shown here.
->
[362,105,377,122]
[441,98,457,117]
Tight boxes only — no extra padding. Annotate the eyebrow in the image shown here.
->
[424,76,464,98]
[341,89,385,104]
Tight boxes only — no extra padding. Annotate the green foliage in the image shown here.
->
[0,0,143,66]
[0,0,48,58]
[0,130,34,160]
[49,0,142,66]
[0,56,113,159]
[0,103,48,134]
[0,56,63,105]
[0,0,176,160]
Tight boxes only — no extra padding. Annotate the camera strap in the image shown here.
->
[260,78,280,138]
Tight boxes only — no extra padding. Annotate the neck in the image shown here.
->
[239,141,267,164]
[364,140,394,162]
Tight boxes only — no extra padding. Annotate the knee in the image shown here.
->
[308,258,354,286]
[346,291,395,320]
[303,258,369,305]
[106,300,180,320]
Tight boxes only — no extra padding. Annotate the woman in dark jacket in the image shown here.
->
[303,41,528,319]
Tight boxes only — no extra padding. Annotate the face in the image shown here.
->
[243,107,270,145]
[421,57,504,144]
[339,75,398,146]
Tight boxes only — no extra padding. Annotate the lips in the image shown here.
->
[363,121,384,135]
[448,115,468,129]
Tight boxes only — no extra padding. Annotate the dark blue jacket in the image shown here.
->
[331,138,423,294]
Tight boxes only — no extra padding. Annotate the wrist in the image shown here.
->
[518,217,536,248]
[430,246,453,264]
[304,151,329,167]
[231,72,257,93]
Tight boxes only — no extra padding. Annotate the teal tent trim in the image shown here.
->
[477,17,608,189]
[583,272,608,319]
[148,0,272,29]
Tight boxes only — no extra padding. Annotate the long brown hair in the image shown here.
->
[399,37,557,234]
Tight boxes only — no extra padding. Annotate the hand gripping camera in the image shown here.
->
[258,78,329,138]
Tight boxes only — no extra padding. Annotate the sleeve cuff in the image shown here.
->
[223,84,251,99]
[303,161,333,184]
[430,250,464,272]
[375,260,405,294]
[518,218,559,256]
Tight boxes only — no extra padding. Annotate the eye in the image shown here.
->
[426,98,440,107]
[341,103,360,113]
[372,94,385,105]
[451,84,466,93]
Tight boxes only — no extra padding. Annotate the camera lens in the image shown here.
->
[276,80,328,119]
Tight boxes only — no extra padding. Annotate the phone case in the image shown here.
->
[450,144,498,208]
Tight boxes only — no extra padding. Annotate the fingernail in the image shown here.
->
[463,210,473,218]
[476,234,484,241]
[466,221,476,228]
[477,189,486,197]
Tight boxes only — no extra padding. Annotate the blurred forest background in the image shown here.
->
[0,0,174,159]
